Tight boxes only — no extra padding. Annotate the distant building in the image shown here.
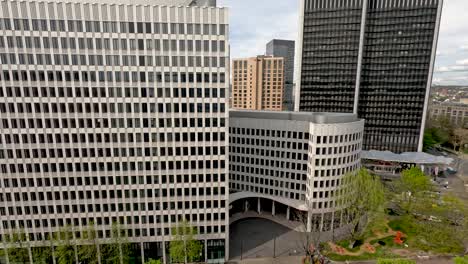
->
[429,103,468,128]
[229,110,364,232]
[460,97,468,105]
[295,0,443,153]
[266,39,295,111]
[232,56,284,111]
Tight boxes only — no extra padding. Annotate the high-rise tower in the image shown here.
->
[295,0,443,152]
[266,39,295,111]
[232,56,284,111]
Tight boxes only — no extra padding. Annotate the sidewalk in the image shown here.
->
[227,255,304,264]
[229,211,305,232]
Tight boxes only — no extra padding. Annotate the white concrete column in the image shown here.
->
[162,241,167,264]
[272,201,275,216]
[244,200,248,212]
[307,212,312,232]
[286,206,290,220]
[28,246,33,264]
[319,213,324,232]
[224,237,229,263]
[353,0,369,114]
[140,242,145,264]
[257,198,261,214]
[51,244,56,264]
[204,239,208,263]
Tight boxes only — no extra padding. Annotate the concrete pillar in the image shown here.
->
[52,244,56,264]
[257,198,261,214]
[307,211,312,232]
[319,213,324,232]
[140,241,145,264]
[272,201,275,216]
[331,212,335,231]
[224,237,229,262]
[162,241,166,264]
[244,200,248,212]
[28,246,33,264]
[204,239,208,263]
[286,206,290,220]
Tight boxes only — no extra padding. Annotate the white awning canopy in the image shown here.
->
[362,150,453,165]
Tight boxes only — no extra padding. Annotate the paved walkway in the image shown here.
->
[230,211,305,232]
[442,155,468,200]
[229,218,306,261]
[227,255,304,264]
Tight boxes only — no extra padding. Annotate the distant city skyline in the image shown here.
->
[219,0,468,86]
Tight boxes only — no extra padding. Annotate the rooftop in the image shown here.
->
[362,150,453,165]
[19,0,217,7]
[267,39,295,45]
[230,110,360,124]
[431,102,468,107]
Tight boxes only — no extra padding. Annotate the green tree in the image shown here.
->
[55,226,77,264]
[169,220,203,263]
[342,168,385,241]
[4,229,30,264]
[101,223,131,264]
[389,168,468,254]
[430,116,453,140]
[31,246,53,264]
[0,230,53,264]
[452,128,468,152]
[393,167,432,213]
[78,223,100,264]
[423,130,438,150]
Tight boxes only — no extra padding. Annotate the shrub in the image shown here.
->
[454,256,468,264]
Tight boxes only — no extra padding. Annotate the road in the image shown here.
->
[444,154,468,200]
[457,155,468,181]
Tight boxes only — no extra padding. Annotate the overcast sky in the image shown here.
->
[219,0,468,86]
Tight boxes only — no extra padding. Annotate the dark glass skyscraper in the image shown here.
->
[295,0,443,153]
[266,39,295,111]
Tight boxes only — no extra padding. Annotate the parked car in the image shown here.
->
[446,167,457,174]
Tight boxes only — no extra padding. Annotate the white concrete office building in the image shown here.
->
[0,0,229,262]
[229,110,364,232]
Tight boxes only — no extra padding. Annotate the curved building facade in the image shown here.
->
[229,110,364,232]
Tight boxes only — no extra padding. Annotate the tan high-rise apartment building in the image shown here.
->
[232,56,284,110]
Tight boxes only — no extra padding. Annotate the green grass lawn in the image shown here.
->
[335,239,362,253]
[388,216,464,254]
[388,216,418,237]
[325,213,465,262]
[370,235,399,248]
